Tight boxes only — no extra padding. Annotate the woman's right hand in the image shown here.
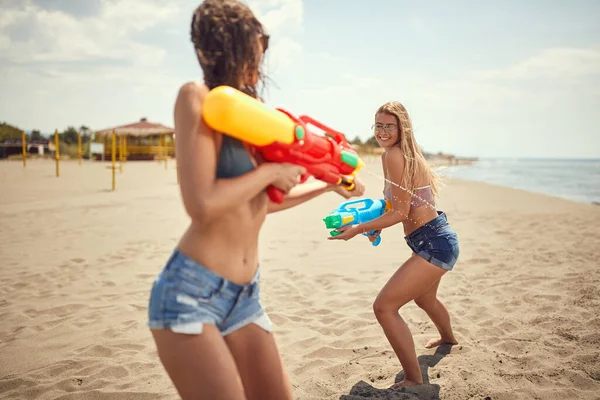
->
[366,229,382,243]
[268,163,306,194]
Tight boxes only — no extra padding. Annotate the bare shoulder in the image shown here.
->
[387,146,404,157]
[176,81,209,109]
[385,147,405,169]
[174,81,210,138]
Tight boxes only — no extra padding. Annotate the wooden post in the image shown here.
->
[163,133,168,170]
[119,135,123,173]
[112,131,116,191]
[88,134,92,161]
[156,135,161,166]
[21,130,26,168]
[77,131,82,166]
[55,129,60,177]
[122,135,126,164]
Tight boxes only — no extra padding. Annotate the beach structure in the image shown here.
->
[93,118,175,161]
[1,138,50,159]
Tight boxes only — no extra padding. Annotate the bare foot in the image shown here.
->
[424,337,458,349]
[390,379,421,389]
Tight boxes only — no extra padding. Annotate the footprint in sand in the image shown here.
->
[469,258,492,264]
[129,304,146,311]
[267,313,288,325]
[135,273,155,280]
[532,294,562,301]
[114,343,146,352]
[75,344,115,357]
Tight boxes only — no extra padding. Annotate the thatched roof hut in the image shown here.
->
[94,117,173,137]
[93,118,175,161]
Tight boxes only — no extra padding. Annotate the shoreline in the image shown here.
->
[440,173,600,206]
[435,160,599,206]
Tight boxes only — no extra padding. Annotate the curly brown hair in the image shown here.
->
[191,0,269,99]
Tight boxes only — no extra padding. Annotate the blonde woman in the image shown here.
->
[328,101,459,388]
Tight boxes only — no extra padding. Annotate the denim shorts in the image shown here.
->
[404,211,460,271]
[147,249,272,336]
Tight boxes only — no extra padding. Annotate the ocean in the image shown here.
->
[439,158,600,205]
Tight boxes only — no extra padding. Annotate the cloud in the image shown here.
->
[342,73,382,89]
[276,51,382,110]
[0,0,306,132]
[248,0,303,34]
[405,45,600,116]
[264,36,303,73]
[245,0,304,74]
[299,72,381,98]
[0,0,181,70]
[473,46,600,81]
[385,46,600,158]
[0,0,303,72]
[32,0,103,18]
[408,15,434,41]
[0,0,185,132]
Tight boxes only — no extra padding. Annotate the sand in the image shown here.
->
[1,158,599,400]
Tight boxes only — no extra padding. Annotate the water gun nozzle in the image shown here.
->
[323,214,342,229]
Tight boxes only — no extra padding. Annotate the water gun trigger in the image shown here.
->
[299,172,311,184]
[339,175,355,191]
[266,171,310,204]
[266,185,285,204]
[369,233,382,246]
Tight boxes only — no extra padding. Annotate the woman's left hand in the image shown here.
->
[327,225,360,241]
[332,177,366,199]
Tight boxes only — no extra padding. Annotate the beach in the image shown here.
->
[1,158,599,400]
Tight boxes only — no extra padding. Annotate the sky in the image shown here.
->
[0,0,599,158]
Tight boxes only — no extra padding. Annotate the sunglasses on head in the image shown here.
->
[259,33,269,53]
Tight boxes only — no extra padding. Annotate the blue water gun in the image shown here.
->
[323,198,391,246]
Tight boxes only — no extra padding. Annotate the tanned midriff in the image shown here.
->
[178,191,269,285]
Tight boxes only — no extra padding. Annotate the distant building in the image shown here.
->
[93,118,174,161]
[0,138,50,159]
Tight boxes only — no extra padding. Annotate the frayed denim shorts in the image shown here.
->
[147,249,272,336]
[404,211,460,271]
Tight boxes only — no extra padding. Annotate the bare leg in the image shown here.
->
[225,322,294,400]
[151,325,246,400]
[414,279,458,349]
[373,255,447,388]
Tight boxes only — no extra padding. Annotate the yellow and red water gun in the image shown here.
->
[202,86,365,203]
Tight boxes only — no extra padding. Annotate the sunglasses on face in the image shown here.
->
[372,123,397,134]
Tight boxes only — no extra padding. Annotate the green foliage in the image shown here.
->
[350,136,363,145]
[61,126,78,144]
[1,121,95,160]
[31,130,43,140]
[59,142,92,159]
[59,125,93,145]
[0,121,23,142]
[1,121,95,143]
[364,135,379,147]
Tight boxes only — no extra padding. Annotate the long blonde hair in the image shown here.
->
[376,101,441,197]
